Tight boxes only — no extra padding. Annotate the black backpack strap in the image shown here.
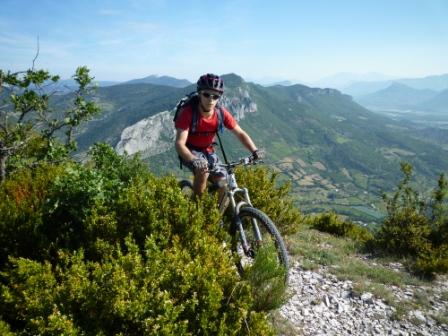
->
[191,101,199,133]
[216,106,224,133]
[216,131,229,165]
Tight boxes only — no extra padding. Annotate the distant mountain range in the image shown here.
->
[417,89,448,113]
[123,75,192,88]
[343,73,448,97]
[51,73,448,223]
[354,82,448,114]
[45,75,191,94]
[355,83,439,110]
[313,72,396,90]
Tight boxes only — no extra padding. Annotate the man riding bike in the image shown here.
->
[174,73,263,197]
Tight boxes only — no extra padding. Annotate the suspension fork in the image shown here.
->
[230,187,262,254]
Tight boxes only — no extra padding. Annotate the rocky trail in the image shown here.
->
[278,262,448,336]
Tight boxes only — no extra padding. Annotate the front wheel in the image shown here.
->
[232,207,289,284]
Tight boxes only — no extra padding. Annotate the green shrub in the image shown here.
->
[376,208,432,257]
[0,237,273,335]
[309,211,373,244]
[0,163,65,264]
[429,173,448,246]
[235,166,303,235]
[0,145,275,334]
[413,244,448,276]
[0,320,15,336]
[244,242,288,312]
[375,163,448,277]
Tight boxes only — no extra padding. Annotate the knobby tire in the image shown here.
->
[234,206,289,283]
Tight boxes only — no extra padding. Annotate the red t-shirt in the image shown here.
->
[175,105,237,152]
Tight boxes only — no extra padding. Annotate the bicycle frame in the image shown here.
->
[224,168,263,256]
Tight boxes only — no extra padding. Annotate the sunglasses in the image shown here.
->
[201,92,221,100]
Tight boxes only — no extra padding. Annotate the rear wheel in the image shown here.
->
[232,207,289,284]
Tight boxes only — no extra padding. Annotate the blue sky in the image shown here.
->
[1,0,447,84]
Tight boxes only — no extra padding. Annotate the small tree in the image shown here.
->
[0,66,100,181]
[377,162,431,257]
[376,163,448,276]
[430,173,448,245]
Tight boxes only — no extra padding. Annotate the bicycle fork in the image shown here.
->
[231,187,263,257]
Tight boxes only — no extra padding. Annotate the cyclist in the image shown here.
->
[175,73,263,197]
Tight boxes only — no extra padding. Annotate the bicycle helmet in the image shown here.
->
[197,73,224,93]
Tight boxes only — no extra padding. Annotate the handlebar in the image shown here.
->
[213,154,263,171]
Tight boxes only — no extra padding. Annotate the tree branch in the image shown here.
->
[0,140,27,153]
[17,106,35,123]
[32,36,40,71]
[0,122,8,133]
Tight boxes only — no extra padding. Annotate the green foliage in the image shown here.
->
[376,208,432,257]
[309,211,373,244]
[413,244,448,276]
[244,242,288,312]
[0,145,274,334]
[0,66,101,181]
[430,173,448,245]
[235,166,303,235]
[375,163,448,277]
[0,320,15,336]
[0,163,64,264]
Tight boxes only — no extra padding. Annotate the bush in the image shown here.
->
[235,166,303,235]
[414,244,448,276]
[1,238,273,335]
[374,163,448,277]
[0,163,65,265]
[0,145,274,335]
[309,211,373,244]
[244,243,288,312]
[375,208,432,257]
[0,320,15,336]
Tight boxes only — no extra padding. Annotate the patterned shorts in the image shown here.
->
[181,149,227,179]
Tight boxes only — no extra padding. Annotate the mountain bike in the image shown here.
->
[179,154,289,283]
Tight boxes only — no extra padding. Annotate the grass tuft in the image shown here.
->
[245,242,289,312]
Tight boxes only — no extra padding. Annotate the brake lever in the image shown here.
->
[246,156,263,165]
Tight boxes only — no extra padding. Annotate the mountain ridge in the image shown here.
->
[355,82,438,110]
[417,88,448,113]
[123,74,192,87]
[343,73,448,97]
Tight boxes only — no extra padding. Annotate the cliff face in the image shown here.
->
[115,110,175,157]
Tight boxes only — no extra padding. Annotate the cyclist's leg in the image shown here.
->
[193,169,209,196]
[180,150,209,197]
[207,152,228,211]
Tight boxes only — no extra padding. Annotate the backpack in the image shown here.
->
[173,91,224,135]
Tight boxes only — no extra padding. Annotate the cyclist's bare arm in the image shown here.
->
[230,125,258,153]
[175,128,196,162]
